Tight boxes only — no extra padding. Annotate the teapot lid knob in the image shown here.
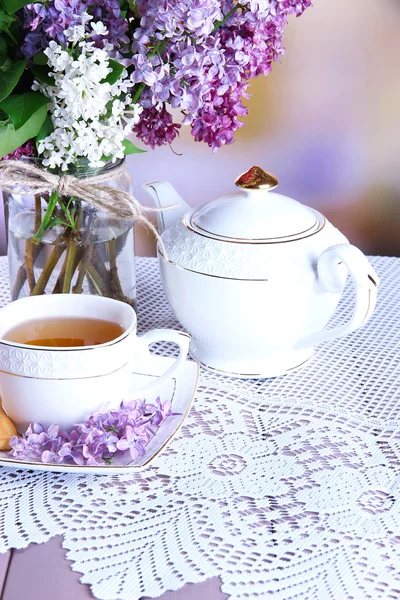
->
[235,166,279,191]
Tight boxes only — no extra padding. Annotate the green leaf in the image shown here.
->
[0,60,26,102]
[31,64,54,86]
[35,113,53,146]
[46,216,69,230]
[0,35,7,66]
[1,0,32,14]
[0,91,48,130]
[57,196,77,231]
[0,103,47,157]
[33,51,48,66]
[0,9,15,32]
[32,190,59,243]
[0,59,26,102]
[102,59,125,85]
[122,138,146,155]
[127,0,138,14]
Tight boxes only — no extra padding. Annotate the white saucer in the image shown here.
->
[0,354,199,475]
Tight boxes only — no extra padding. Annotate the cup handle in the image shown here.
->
[295,244,379,350]
[135,329,191,393]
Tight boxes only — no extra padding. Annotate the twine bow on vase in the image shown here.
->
[0,160,173,257]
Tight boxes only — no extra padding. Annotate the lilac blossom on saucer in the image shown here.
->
[8,398,172,466]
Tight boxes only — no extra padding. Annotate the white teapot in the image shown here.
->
[145,166,379,378]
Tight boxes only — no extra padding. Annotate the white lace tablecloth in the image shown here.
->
[1,255,400,600]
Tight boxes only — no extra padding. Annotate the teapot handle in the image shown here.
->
[296,244,379,350]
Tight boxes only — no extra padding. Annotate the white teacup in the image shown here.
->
[0,294,190,433]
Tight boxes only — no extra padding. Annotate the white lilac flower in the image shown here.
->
[35,26,142,170]
[80,11,93,26]
[90,21,108,36]
[38,40,70,73]
[64,24,86,43]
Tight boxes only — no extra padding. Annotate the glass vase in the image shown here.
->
[3,158,136,308]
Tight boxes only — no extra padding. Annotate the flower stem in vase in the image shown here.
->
[85,262,110,296]
[88,245,114,296]
[11,267,30,302]
[53,245,82,294]
[11,194,45,300]
[72,210,94,294]
[31,244,66,296]
[108,237,135,307]
[62,245,78,293]
[32,190,59,245]
[109,238,121,290]
[73,245,92,294]
[28,191,67,296]
[24,194,42,292]
[61,203,83,293]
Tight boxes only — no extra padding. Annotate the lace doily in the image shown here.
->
[1,256,400,600]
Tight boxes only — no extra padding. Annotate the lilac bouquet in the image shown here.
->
[8,398,172,466]
[0,0,311,305]
[0,0,312,166]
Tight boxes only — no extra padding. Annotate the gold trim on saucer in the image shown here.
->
[139,362,199,468]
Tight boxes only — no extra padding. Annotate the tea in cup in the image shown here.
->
[0,294,190,432]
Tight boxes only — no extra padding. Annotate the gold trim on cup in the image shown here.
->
[0,327,133,353]
[0,362,129,381]
[368,274,378,287]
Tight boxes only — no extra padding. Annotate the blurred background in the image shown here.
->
[128,0,400,257]
[1,0,400,257]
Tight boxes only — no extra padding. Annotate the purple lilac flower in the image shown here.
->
[18,0,312,150]
[8,398,173,466]
[191,83,248,151]
[22,0,86,57]
[131,0,312,150]
[135,0,223,43]
[2,140,37,161]
[133,105,181,149]
[21,0,129,57]
[116,425,147,461]
[86,0,130,49]
[282,0,312,16]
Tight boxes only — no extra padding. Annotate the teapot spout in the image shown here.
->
[143,181,190,233]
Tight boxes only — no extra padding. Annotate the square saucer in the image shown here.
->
[0,354,199,475]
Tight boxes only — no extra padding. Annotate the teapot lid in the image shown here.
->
[187,166,323,242]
